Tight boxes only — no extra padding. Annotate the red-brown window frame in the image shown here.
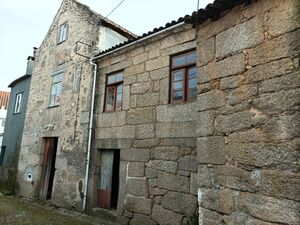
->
[169,49,197,104]
[104,71,123,112]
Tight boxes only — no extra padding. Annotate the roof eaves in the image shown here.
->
[187,0,253,25]
[73,0,136,39]
[95,0,254,57]
[95,15,189,57]
[8,75,31,88]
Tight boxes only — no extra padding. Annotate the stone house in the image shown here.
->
[0,50,34,169]
[15,0,300,224]
[92,0,299,224]
[0,53,33,195]
[15,0,135,210]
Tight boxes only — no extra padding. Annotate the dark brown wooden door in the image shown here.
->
[40,137,57,200]
[97,150,114,209]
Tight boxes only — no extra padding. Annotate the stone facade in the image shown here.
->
[92,0,299,224]
[15,0,132,210]
[196,0,300,224]
[93,24,197,224]
[13,0,300,224]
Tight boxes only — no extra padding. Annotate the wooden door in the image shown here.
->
[97,150,114,209]
[40,138,57,200]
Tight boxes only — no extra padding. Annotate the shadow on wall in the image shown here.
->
[0,166,17,195]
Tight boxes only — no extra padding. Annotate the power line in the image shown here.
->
[74,0,127,52]
[106,0,127,18]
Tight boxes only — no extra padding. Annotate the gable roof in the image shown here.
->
[95,0,253,57]
[39,0,136,50]
[0,91,10,110]
[73,0,136,39]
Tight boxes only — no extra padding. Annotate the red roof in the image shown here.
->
[0,91,10,110]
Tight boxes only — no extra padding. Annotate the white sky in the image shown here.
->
[0,0,213,91]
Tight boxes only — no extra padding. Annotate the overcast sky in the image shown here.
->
[0,0,213,91]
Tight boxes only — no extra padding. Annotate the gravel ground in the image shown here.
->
[0,195,120,225]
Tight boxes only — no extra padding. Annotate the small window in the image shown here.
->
[104,72,123,112]
[14,93,23,114]
[58,23,68,43]
[170,50,197,103]
[1,118,5,127]
[49,73,63,107]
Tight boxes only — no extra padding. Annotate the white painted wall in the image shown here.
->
[98,27,128,51]
[0,106,7,154]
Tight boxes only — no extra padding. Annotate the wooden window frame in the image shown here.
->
[49,72,63,108]
[169,49,197,104]
[57,22,68,44]
[104,71,124,112]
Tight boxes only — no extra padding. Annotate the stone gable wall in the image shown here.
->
[16,0,101,210]
[196,0,300,224]
[94,24,198,225]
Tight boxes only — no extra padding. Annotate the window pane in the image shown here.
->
[116,100,122,111]
[59,24,67,42]
[188,67,197,79]
[173,70,184,81]
[117,84,123,94]
[115,72,123,82]
[173,81,183,91]
[50,94,55,107]
[14,93,22,113]
[188,78,197,99]
[53,73,63,83]
[173,55,186,68]
[173,90,183,101]
[107,74,116,84]
[186,51,196,64]
[106,87,115,111]
[50,82,62,106]
[116,93,122,101]
[116,92,122,111]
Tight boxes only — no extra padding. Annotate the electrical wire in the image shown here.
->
[74,0,128,55]
[106,0,126,18]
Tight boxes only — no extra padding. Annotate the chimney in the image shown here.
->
[26,47,38,75]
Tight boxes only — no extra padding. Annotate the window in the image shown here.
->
[14,92,23,113]
[58,23,68,43]
[170,50,197,103]
[49,73,63,107]
[0,118,5,127]
[105,72,123,112]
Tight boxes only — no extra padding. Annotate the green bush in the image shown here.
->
[187,210,199,225]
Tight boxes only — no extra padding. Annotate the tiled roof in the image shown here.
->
[95,15,188,57]
[187,0,252,25]
[0,91,10,110]
[95,0,252,57]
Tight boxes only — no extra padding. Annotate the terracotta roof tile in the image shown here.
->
[95,0,253,57]
[0,91,10,110]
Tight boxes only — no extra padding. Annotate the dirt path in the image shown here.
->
[0,195,120,225]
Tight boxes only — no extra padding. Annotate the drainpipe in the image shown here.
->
[81,21,185,211]
[82,58,97,212]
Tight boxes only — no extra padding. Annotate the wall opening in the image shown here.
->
[97,149,120,209]
[0,146,6,166]
[40,137,58,200]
